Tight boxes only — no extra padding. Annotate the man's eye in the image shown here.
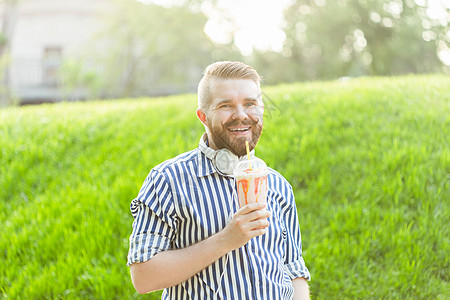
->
[220,104,231,108]
[245,102,256,107]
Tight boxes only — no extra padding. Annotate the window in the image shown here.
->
[42,47,62,87]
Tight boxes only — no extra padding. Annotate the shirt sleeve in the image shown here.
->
[127,169,178,266]
[283,185,311,281]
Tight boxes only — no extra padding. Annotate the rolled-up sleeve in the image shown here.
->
[127,169,177,266]
[283,185,311,281]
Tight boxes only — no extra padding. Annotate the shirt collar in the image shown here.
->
[196,147,218,177]
[197,133,220,177]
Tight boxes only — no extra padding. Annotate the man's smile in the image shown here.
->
[228,126,251,132]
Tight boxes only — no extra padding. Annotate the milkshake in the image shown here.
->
[233,158,269,208]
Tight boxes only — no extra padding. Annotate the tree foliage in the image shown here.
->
[96,1,214,97]
[65,0,240,99]
[9,0,449,102]
[275,0,448,81]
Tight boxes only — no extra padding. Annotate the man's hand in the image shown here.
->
[219,202,271,251]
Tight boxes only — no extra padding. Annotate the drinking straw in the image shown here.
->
[245,141,252,170]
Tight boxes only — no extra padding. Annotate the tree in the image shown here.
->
[281,0,448,81]
[68,0,239,99]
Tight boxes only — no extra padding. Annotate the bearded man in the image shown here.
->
[127,61,311,299]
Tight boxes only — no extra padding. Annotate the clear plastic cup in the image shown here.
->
[233,158,269,208]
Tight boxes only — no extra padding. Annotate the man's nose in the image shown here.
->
[232,105,248,120]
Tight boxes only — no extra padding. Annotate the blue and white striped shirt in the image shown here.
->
[127,145,310,299]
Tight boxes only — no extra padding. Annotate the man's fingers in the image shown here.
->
[250,228,267,237]
[248,209,270,221]
[238,202,266,215]
[251,219,270,230]
[239,219,270,234]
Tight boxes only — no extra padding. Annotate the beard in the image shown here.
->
[208,118,263,157]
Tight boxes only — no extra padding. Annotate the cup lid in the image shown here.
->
[234,157,268,176]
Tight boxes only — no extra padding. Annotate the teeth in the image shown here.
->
[230,128,249,132]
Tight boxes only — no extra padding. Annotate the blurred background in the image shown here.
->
[0,0,449,106]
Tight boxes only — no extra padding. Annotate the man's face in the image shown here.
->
[199,78,264,157]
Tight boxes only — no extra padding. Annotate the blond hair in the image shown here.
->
[198,61,261,112]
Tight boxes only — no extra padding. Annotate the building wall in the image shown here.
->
[5,0,114,102]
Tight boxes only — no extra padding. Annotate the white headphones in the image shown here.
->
[198,134,255,175]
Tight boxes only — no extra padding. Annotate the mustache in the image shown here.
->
[223,118,258,127]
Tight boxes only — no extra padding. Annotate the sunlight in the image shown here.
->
[202,0,291,55]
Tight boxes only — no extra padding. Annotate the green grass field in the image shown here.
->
[1,75,449,299]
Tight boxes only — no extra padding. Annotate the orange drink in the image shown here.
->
[234,158,268,208]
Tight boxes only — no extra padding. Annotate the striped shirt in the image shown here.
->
[127,145,310,299]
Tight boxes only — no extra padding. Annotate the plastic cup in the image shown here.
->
[233,158,269,208]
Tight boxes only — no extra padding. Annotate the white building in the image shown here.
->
[0,0,114,104]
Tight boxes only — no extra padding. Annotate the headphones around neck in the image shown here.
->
[198,134,255,175]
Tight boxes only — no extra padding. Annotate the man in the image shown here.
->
[127,61,310,299]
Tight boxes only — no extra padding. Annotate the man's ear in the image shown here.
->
[196,108,208,127]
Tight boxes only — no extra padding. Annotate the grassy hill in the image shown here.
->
[0,75,448,299]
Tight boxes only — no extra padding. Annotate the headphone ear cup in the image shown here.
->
[214,149,238,175]
[198,134,239,175]
[199,135,216,160]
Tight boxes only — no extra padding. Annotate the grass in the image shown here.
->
[0,75,449,299]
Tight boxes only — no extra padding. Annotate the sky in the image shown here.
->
[201,0,292,55]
